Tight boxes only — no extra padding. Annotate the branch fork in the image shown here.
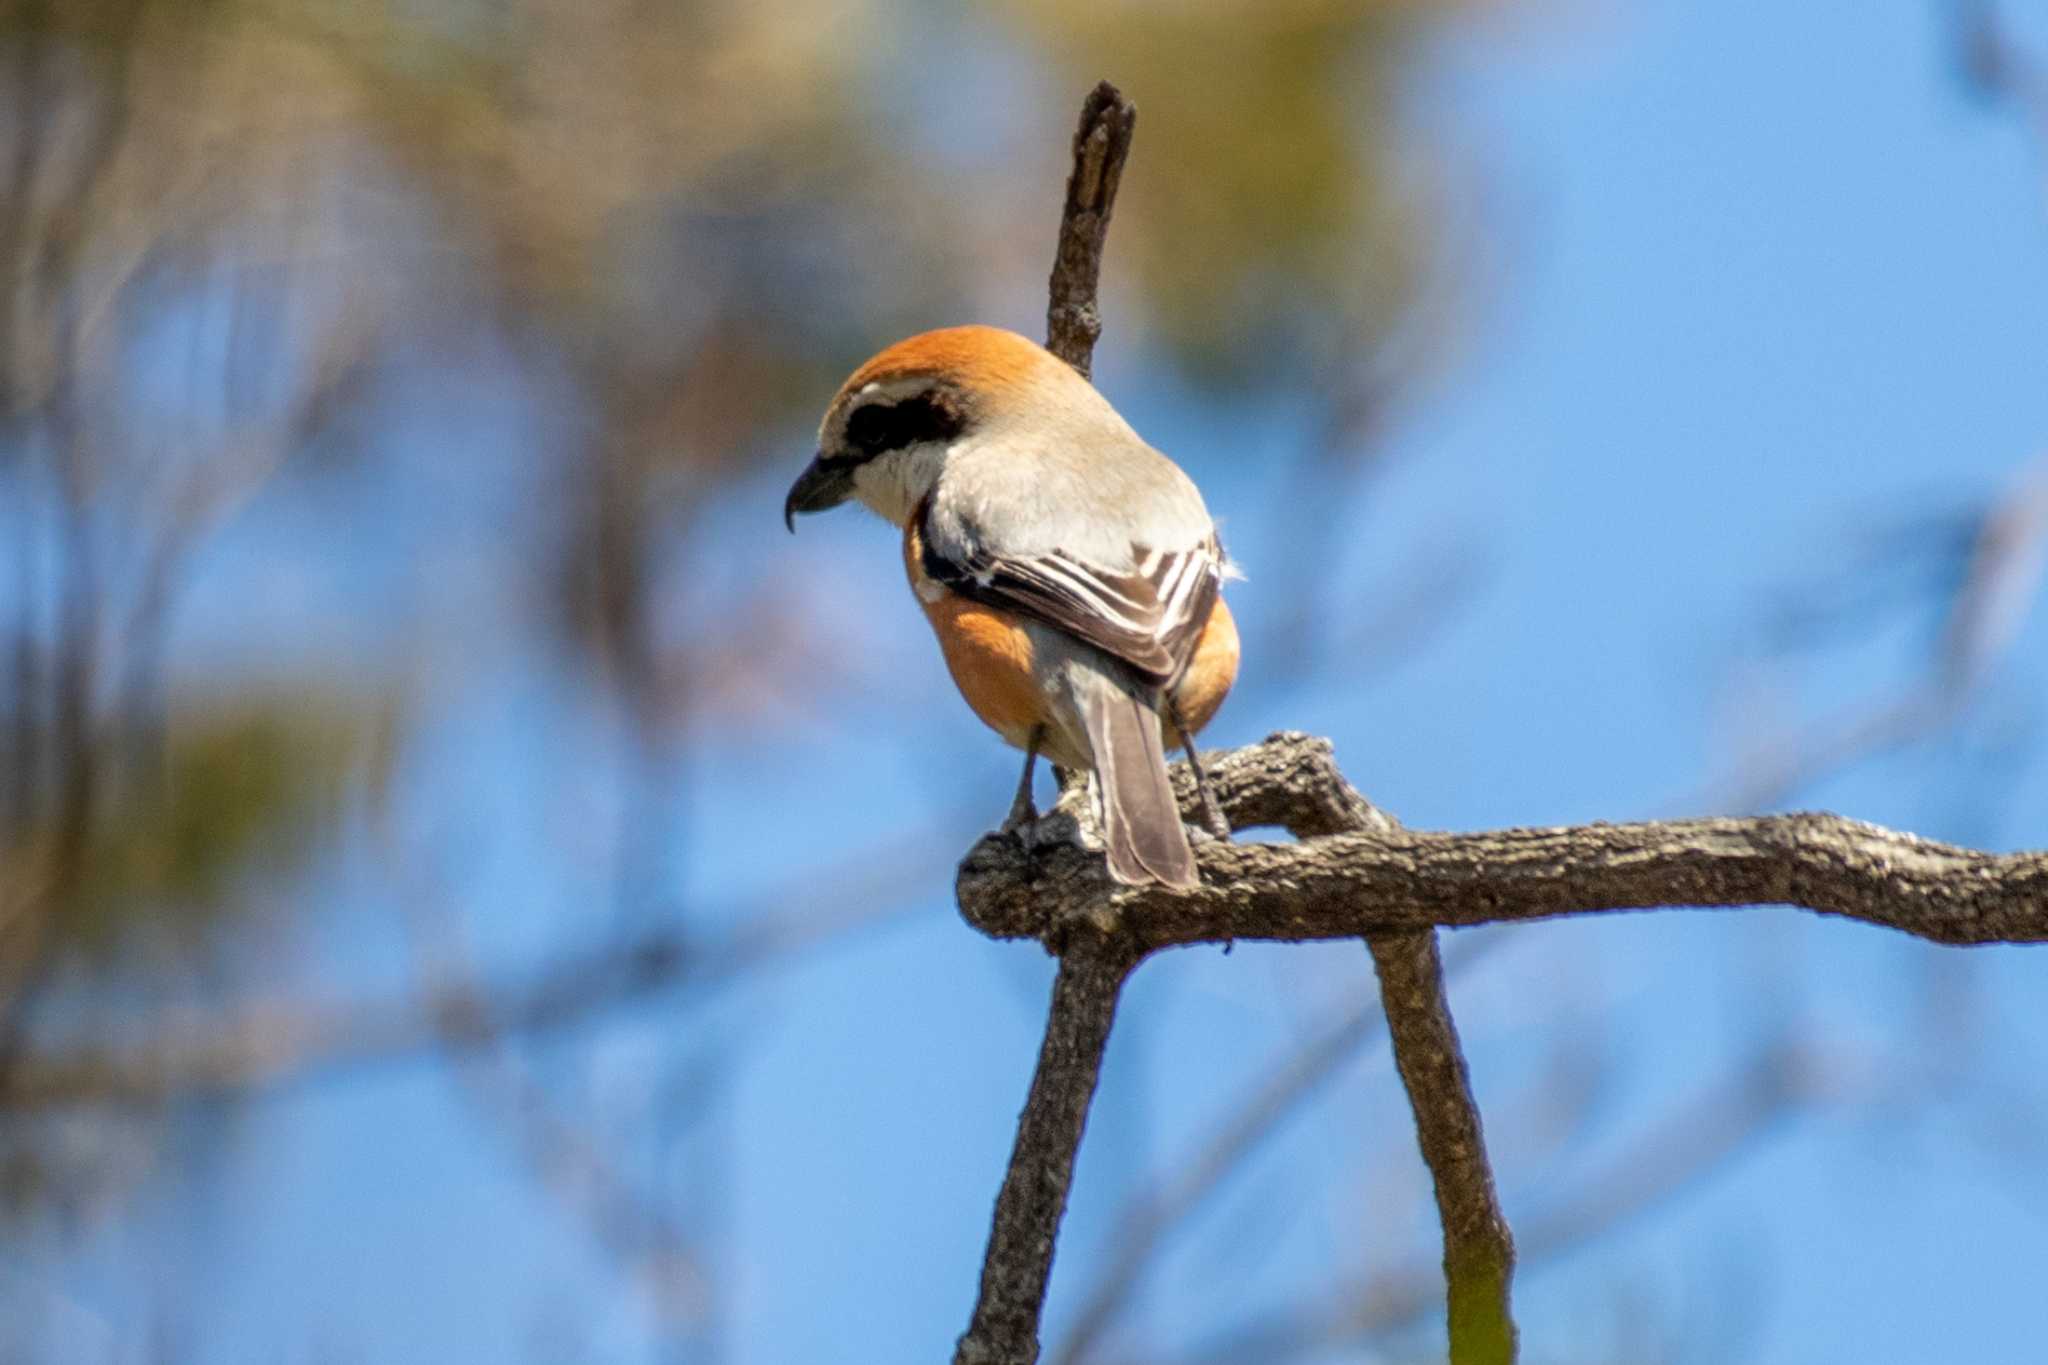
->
[955,725,2048,1362]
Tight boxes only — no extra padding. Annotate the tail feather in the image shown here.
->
[1080,679,1198,889]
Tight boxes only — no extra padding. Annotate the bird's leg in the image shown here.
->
[1002,726,1045,835]
[1169,698,1231,841]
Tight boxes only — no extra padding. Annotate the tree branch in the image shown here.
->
[1045,82,1136,379]
[958,733,2048,951]
[964,725,1523,1361]
[967,730,2045,1362]
[1368,932,1515,1364]
[1184,726,1517,1361]
[956,941,1139,1365]
[1165,730,1518,1356]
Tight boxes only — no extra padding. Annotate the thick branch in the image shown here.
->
[1045,82,1136,379]
[958,734,2048,949]
[956,940,1139,1365]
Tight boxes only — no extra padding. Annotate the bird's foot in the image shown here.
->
[1000,794,1040,844]
[1193,785,1230,842]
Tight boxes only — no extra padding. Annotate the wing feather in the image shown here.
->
[921,502,1222,687]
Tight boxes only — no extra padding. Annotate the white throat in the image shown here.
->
[850,439,950,528]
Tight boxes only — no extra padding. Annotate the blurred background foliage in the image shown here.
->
[0,0,2044,1360]
[0,0,1458,985]
[995,0,1440,378]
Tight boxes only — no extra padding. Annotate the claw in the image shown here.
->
[1001,795,1039,838]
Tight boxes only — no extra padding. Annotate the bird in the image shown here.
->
[784,324,1238,888]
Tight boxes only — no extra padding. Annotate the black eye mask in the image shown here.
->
[838,391,967,463]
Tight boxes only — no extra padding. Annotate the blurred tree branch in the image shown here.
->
[0,0,973,1233]
[1170,1030,1832,1364]
[0,839,931,1110]
[1950,0,2048,128]
[1050,990,1391,1365]
[1689,458,2048,814]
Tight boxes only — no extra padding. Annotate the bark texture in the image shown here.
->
[955,942,1139,1365]
[1369,933,1515,1365]
[958,733,2048,951]
[1044,83,1137,380]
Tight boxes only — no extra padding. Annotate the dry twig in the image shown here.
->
[1044,82,1137,380]
[957,945,1140,1365]
[1368,932,1515,1364]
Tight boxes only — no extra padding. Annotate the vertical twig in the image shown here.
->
[956,944,1139,1365]
[1368,932,1517,1364]
[1045,82,1136,380]
[955,80,1141,1365]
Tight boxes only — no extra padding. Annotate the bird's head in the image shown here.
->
[785,325,1111,531]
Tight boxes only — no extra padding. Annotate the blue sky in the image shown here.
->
[17,2,2048,1362]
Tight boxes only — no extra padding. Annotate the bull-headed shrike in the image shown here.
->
[785,325,1238,888]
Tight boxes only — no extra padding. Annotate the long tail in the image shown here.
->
[1077,672,1198,889]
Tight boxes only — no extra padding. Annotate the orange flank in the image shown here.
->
[1170,593,1238,743]
[903,510,1047,747]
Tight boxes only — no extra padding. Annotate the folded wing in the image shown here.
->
[920,505,1222,688]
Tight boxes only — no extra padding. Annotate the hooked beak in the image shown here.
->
[784,455,855,532]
